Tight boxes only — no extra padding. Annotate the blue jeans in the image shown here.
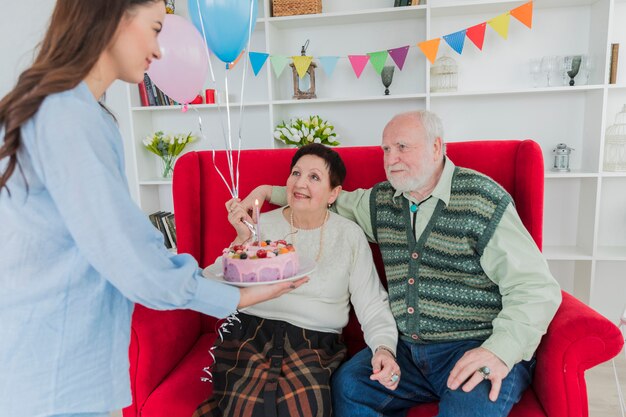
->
[332,339,534,417]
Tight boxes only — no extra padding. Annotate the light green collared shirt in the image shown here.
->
[271,158,561,369]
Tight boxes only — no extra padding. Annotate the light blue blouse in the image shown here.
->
[0,82,239,416]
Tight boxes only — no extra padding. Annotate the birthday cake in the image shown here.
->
[222,240,299,283]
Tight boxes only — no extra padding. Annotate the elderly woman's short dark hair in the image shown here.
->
[290,144,346,188]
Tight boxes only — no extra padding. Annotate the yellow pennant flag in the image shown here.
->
[488,13,511,39]
[292,56,313,78]
[418,38,441,65]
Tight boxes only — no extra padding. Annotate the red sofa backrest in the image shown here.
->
[174,141,543,265]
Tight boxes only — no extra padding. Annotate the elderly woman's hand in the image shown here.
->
[240,185,273,222]
[225,198,254,244]
[370,347,401,391]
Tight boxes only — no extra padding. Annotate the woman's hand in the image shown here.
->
[225,198,254,243]
[370,347,401,391]
[240,185,273,222]
[237,277,308,309]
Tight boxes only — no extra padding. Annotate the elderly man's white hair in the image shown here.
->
[390,110,444,145]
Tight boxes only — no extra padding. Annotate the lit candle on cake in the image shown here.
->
[255,199,261,243]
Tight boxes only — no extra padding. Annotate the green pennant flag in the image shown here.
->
[270,55,289,78]
[367,51,389,74]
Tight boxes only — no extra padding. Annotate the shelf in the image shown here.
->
[543,245,593,260]
[267,5,426,29]
[131,101,271,112]
[601,171,626,177]
[139,179,173,185]
[430,85,604,99]
[272,93,426,106]
[544,170,599,178]
[429,0,599,18]
[596,246,626,261]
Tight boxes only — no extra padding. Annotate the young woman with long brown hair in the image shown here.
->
[0,2,302,416]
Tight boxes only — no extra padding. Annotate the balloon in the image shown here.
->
[147,14,208,104]
[188,0,258,64]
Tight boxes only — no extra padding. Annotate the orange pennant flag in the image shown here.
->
[227,50,246,69]
[418,38,441,65]
[510,1,533,29]
[466,22,487,50]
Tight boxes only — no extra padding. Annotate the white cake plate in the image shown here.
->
[202,255,316,287]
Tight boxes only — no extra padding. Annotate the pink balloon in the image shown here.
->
[147,14,208,105]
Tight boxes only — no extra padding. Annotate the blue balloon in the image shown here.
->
[187,0,258,64]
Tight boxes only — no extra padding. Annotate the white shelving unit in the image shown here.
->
[108,0,626,321]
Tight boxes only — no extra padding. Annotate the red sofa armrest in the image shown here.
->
[124,306,205,417]
[532,291,624,417]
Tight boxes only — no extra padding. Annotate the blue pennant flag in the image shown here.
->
[249,52,269,76]
[318,56,340,76]
[443,29,467,55]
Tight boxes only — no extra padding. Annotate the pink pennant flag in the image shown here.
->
[388,46,410,70]
[348,55,370,78]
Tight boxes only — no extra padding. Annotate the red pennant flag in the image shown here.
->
[466,22,487,51]
[511,1,533,29]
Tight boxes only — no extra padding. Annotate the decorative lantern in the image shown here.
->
[430,55,458,93]
[290,40,316,100]
[552,143,574,172]
[604,105,626,171]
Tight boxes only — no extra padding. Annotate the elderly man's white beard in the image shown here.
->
[386,165,425,192]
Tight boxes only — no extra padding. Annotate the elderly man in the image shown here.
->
[242,111,561,417]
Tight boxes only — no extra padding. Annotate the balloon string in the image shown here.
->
[223,72,238,197]
[194,0,216,84]
[201,312,241,383]
[189,106,236,198]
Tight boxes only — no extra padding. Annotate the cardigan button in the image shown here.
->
[407,307,415,314]
[411,334,419,340]
[411,252,419,259]
[408,278,415,285]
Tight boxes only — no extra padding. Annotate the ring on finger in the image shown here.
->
[477,366,491,380]
[390,373,399,383]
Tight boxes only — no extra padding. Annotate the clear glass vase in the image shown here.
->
[160,156,176,179]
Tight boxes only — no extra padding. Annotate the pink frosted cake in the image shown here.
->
[222,240,299,283]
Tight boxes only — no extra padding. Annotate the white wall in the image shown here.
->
[0,0,55,97]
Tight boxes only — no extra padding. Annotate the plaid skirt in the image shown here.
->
[192,313,347,417]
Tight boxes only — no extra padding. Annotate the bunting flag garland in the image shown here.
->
[511,1,533,28]
[388,46,410,70]
[270,55,289,77]
[348,55,370,78]
[367,51,389,74]
[466,22,487,50]
[443,29,466,55]
[318,56,340,76]
[292,55,313,78]
[248,52,269,76]
[245,1,533,77]
[418,38,441,65]
[488,13,511,39]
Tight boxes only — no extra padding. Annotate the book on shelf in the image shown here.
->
[137,82,150,107]
[148,211,176,250]
[610,43,619,84]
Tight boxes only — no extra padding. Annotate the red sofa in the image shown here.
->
[124,141,624,417]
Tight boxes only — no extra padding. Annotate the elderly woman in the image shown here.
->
[193,144,399,417]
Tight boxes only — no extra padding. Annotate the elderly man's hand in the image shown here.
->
[446,347,509,402]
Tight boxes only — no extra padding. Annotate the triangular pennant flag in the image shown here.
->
[443,29,467,55]
[270,55,289,78]
[418,38,441,64]
[488,13,511,39]
[248,52,269,76]
[318,56,340,76]
[388,46,410,70]
[348,55,370,78]
[466,22,487,50]
[292,55,313,78]
[367,51,389,74]
[511,1,533,29]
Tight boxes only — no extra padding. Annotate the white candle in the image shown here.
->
[255,199,261,243]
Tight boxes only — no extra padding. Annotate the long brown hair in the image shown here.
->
[0,0,163,195]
